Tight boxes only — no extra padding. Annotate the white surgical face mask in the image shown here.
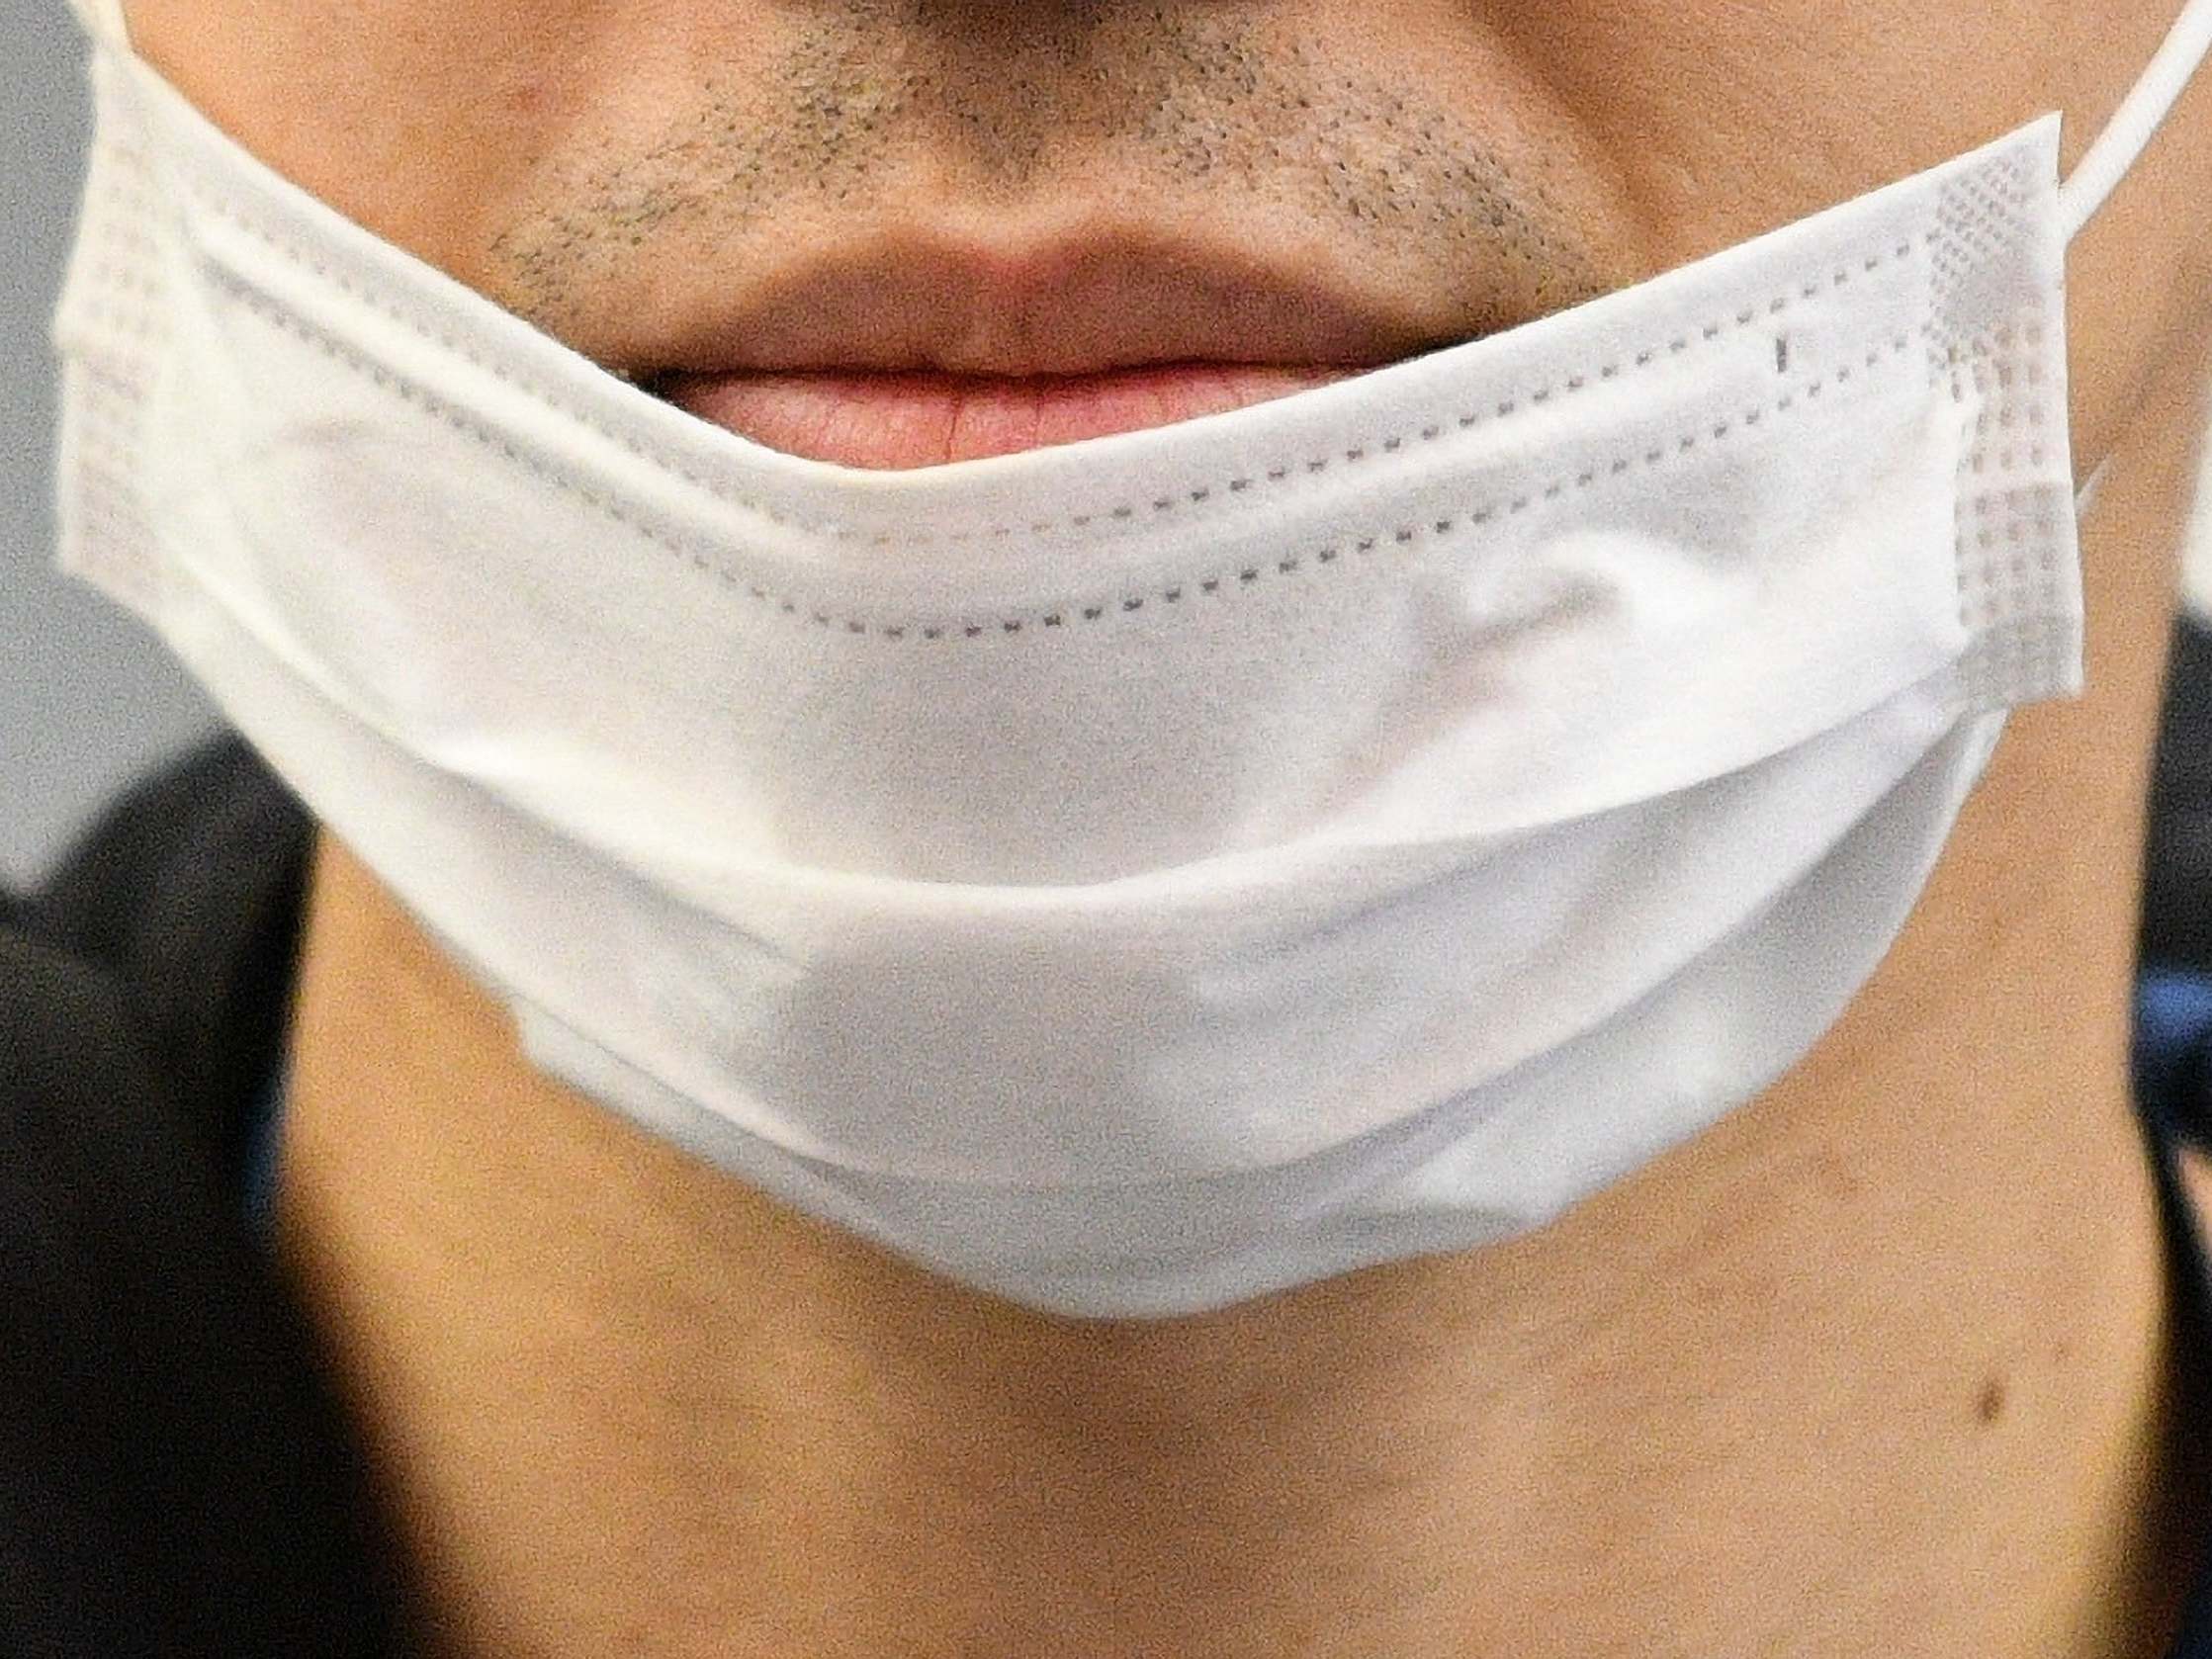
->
[52,0,2212,1318]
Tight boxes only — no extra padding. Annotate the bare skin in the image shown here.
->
[113,0,2212,1652]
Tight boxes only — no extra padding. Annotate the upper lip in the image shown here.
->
[646,222,1469,379]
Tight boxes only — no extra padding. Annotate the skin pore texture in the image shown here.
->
[117,0,2212,1653]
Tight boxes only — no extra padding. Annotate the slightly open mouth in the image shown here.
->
[649,361,1366,469]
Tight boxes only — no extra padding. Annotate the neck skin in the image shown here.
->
[271,306,2212,1659]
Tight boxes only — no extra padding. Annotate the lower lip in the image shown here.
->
[656,362,1363,470]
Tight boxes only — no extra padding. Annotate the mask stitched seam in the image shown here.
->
[183,171,1942,550]
[198,259,1925,642]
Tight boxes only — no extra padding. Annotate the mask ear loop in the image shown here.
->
[2060,0,2212,243]
[2077,457,2113,519]
[2061,0,2212,517]
[67,0,130,48]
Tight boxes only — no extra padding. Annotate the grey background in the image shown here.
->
[3,0,2208,893]
[3,0,217,895]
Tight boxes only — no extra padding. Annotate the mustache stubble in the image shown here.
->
[485,5,1619,354]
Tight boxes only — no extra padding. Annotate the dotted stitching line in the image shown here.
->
[191,177,1932,549]
[206,260,1920,643]
[202,265,775,621]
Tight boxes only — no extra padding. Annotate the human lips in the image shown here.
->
[655,362,1364,469]
[642,230,1455,469]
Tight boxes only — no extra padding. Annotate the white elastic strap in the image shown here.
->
[2060,0,2212,242]
[2076,456,2113,519]
[2178,384,2212,620]
[66,0,128,45]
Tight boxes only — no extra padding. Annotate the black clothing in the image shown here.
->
[2,737,428,1654]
